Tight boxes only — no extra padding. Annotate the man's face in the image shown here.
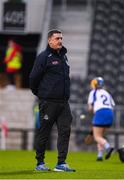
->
[48,33,63,50]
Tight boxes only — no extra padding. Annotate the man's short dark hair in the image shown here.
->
[48,29,62,38]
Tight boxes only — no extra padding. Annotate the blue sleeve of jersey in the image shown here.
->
[92,89,97,106]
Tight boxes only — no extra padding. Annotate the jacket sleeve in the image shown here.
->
[29,52,47,96]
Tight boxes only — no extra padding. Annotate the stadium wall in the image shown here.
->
[0,89,35,149]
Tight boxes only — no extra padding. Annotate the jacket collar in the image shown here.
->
[46,45,67,55]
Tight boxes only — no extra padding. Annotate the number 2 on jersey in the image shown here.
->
[101,95,109,106]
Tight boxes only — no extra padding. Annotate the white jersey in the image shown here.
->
[88,89,115,112]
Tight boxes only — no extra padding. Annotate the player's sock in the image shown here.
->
[104,142,110,150]
[97,150,103,158]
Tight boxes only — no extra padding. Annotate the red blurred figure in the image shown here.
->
[0,117,8,150]
[4,40,22,89]
[0,117,8,137]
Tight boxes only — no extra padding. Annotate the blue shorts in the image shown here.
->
[92,108,114,127]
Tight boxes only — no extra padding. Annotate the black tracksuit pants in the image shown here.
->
[35,100,72,165]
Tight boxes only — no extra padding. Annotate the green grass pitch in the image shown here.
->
[0,150,124,179]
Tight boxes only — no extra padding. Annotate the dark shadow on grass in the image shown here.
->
[0,170,54,176]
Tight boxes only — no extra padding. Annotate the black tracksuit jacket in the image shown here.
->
[29,45,70,101]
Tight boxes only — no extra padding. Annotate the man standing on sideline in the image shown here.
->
[29,29,75,172]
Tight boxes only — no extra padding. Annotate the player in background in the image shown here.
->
[87,77,115,161]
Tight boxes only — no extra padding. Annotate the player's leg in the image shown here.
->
[103,127,114,159]
[93,126,106,146]
[93,126,113,159]
[93,127,104,161]
[97,143,104,161]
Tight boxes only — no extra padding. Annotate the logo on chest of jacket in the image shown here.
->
[52,60,59,65]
